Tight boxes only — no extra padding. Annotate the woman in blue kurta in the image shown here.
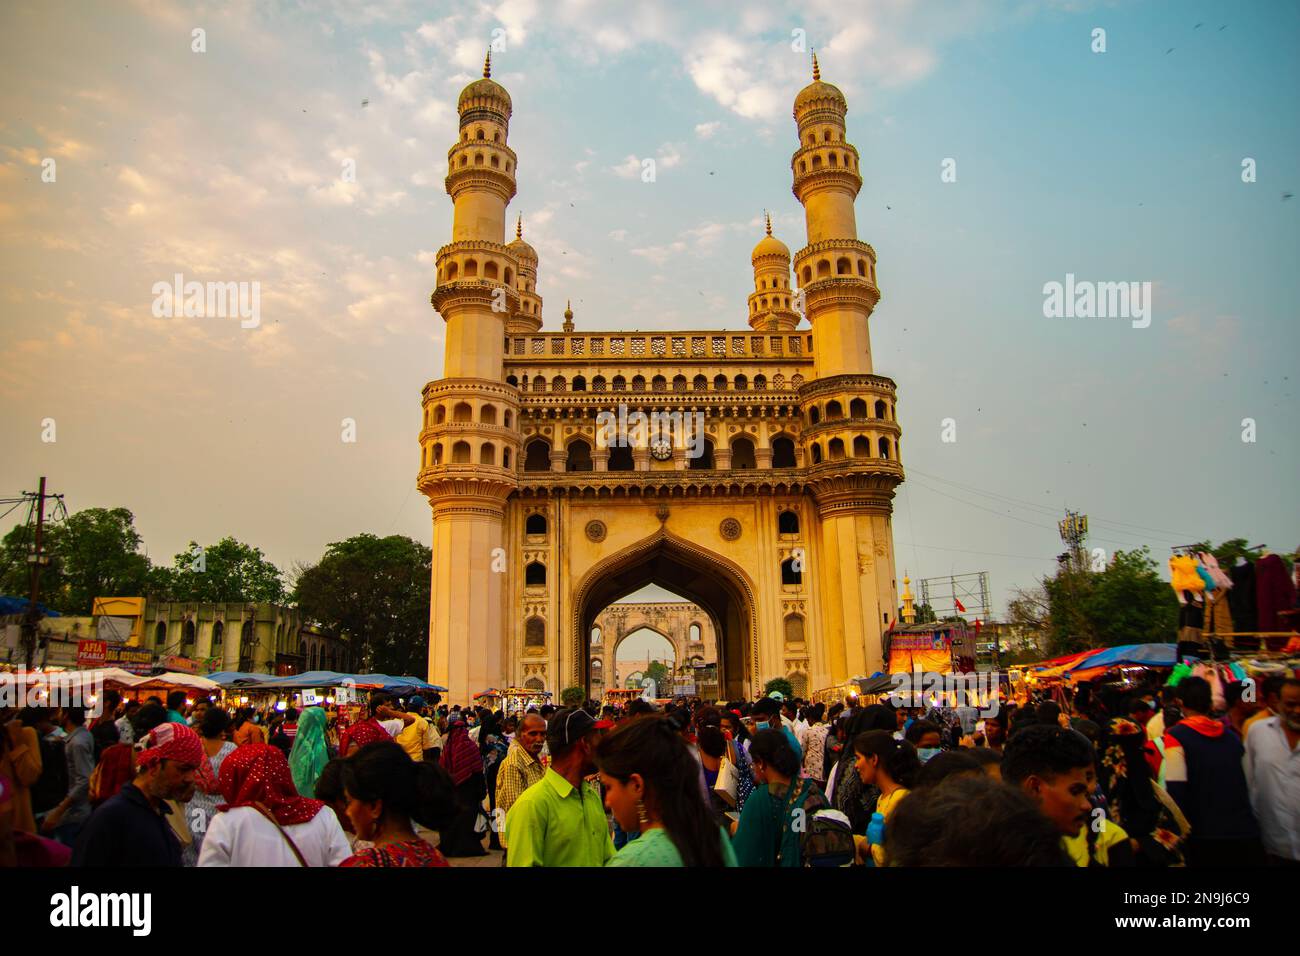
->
[731,728,826,867]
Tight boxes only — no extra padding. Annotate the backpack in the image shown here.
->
[30,733,68,814]
[800,808,856,867]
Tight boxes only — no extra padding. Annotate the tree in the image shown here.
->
[1040,547,1178,655]
[764,676,794,699]
[560,686,585,707]
[0,508,152,614]
[645,660,671,688]
[150,536,285,603]
[292,534,432,677]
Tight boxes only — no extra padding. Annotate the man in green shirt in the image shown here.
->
[504,708,615,867]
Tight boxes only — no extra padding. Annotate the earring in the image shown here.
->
[636,798,649,827]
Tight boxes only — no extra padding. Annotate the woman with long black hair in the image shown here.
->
[730,728,829,867]
[477,709,508,851]
[595,715,735,867]
[853,730,921,865]
[341,740,457,867]
[826,704,896,832]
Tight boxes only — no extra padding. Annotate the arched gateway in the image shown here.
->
[420,54,904,703]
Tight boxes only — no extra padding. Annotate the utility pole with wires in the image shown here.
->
[1057,509,1090,573]
[16,477,65,670]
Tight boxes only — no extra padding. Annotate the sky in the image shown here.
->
[1,0,1297,617]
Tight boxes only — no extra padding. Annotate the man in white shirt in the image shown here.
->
[1243,678,1300,864]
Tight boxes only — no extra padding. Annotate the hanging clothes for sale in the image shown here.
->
[1169,555,1205,603]
[1256,553,1297,632]
[1227,559,1258,634]
[1198,553,1234,591]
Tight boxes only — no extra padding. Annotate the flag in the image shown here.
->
[954,597,966,613]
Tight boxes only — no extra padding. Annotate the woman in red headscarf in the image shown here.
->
[196,744,351,867]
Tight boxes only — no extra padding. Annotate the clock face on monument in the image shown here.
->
[651,440,672,461]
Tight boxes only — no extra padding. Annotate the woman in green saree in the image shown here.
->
[731,728,827,866]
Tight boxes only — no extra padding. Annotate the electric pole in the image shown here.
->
[20,477,58,670]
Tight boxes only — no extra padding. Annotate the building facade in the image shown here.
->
[420,54,904,703]
[589,601,719,698]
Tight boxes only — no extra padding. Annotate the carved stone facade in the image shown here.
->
[420,55,904,703]
[587,602,719,694]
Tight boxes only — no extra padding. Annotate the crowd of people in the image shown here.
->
[1,673,1296,867]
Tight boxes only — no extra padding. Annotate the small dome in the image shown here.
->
[793,52,846,116]
[752,234,789,260]
[507,215,537,263]
[458,50,512,115]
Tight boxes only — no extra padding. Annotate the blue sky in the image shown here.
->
[1,0,1296,615]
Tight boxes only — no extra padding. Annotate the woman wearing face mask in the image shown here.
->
[904,719,943,763]
[853,730,920,866]
[827,705,896,832]
[731,729,829,867]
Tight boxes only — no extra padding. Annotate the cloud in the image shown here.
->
[694,121,721,139]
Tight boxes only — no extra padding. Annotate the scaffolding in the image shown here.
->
[918,571,997,668]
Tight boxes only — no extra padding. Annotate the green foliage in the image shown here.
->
[1190,538,1293,575]
[560,686,585,707]
[645,660,671,687]
[1042,547,1178,655]
[292,534,431,677]
[764,676,794,699]
[150,536,285,603]
[0,508,152,614]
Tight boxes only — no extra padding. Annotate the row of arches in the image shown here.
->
[426,402,514,429]
[451,150,513,174]
[507,373,793,394]
[440,258,514,285]
[527,511,799,537]
[807,397,894,424]
[798,255,873,285]
[808,435,898,462]
[424,440,512,468]
[796,150,858,175]
[520,435,799,472]
[751,294,794,314]
[803,128,844,146]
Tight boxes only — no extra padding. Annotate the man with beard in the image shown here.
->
[72,723,202,866]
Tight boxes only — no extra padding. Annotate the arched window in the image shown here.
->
[828,437,845,460]
[452,441,471,463]
[784,613,805,646]
[731,436,756,469]
[504,411,512,427]
[503,447,511,469]
[211,621,224,657]
[572,376,587,392]
[878,437,891,459]
[809,407,821,425]
[566,439,593,471]
[591,626,602,645]
[836,257,851,274]
[525,562,546,587]
[632,376,646,392]
[432,443,443,465]
[183,620,196,653]
[772,437,796,468]
[612,376,626,392]
[713,375,728,391]
[591,659,603,683]
[857,259,867,277]
[652,375,667,392]
[672,375,687,392]
[592,376,607,392]
[551,376,566,392]
[753,374,766,390]
[689,623,701,643]
[524,439,551,471]
[525,513,547,535]
[239,619,255,671]
[693,375,708,391]
[816,259,830,277]
[435,405,447,425]
[853,435,870,457]
[524,617,545,648]
[453,402,472,422]
[532,375,546,392]
[480,405,497,425]
[525,677,544,691]
[811,443,823,464]
[875,400,887,419]
[781,558,803,586]
[850,398,867,418]
[778,511,800,535]
[734,375,748,391]
[445,262,458,282]
[801,266,812,284]
[484,261,498,280]
[689,439,714,470]
[826,400,843,419]
[465,259,478,277]
[479,443,495,466]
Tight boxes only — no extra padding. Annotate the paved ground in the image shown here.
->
[445,847,504,867]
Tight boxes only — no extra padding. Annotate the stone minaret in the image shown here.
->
[422,51,521,698]
[748,212,800,332]
[793,53,903,679]
[506,214,542,333]
[791,52,880,378]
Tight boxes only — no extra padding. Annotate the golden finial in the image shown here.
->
[484,49,492,78]
[516,213,522,240]
[565,299,573,317]
[764,210,772,236]
[811,50,820,82]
